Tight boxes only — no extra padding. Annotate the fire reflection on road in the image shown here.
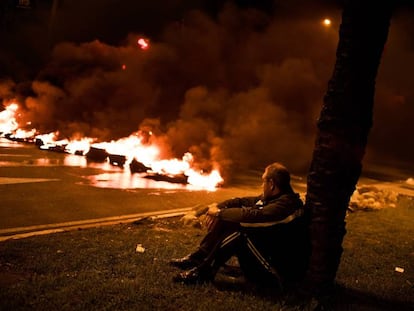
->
[0,141,213,190]
[63,154,211,191]
[83,172,194,190]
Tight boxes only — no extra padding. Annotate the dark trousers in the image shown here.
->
[197,219,283,285]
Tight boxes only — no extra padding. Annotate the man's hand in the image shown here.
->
[204,203,220,230]
[206,203,220,217]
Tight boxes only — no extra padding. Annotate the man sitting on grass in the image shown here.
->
[170,162,310,288]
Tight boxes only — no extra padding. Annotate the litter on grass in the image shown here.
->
[395,266,404,273]
[136,244,145,253]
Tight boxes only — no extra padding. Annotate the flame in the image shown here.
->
[1,101,223,190]
[12,128,37,139]
[65,137,95,154]
[36,131,59,145]
[187,169,223,191]
[0,102,19,134]
[137,38,150,50]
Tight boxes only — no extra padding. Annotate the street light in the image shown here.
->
[49,0,59,49]
[323,18,332,27]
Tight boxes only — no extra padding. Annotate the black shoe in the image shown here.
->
[169,252,204,270]
[173,267,214,285]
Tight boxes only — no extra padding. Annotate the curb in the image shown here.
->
[0,207,192,242]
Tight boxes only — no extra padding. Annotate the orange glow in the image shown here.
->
[64,154,88,167]
[122,64,126,70]
[323,18,331,27]
[12,128,37,139]
[0,102,19,134]
[1,102,224,190]
[65,137,95,154]
[36,132,59,144]
[137,38,150,50]
[187,169,224,191]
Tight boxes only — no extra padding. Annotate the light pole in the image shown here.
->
[48,0,59,49]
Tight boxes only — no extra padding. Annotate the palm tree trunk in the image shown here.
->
[305,0,394,295]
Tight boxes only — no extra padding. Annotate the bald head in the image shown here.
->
[263,162,293,193]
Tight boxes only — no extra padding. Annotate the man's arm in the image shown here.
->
[204,196,260,229]
[216,196,260,209]
[218,193,303,223]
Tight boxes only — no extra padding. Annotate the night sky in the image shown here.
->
[0,0,413,179]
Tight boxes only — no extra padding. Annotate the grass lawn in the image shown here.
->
[0,196,413,311]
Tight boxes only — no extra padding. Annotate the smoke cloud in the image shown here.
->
[1,2,413,180]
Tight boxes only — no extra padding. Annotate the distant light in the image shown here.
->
[122,64,126,70]
[323,18,331,27]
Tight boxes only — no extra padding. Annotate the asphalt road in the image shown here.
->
[2,137,412,240]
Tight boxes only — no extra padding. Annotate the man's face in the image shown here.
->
[262,170,273,200]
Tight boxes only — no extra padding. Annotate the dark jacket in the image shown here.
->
[217,191,309,283]
[217,191,304,225]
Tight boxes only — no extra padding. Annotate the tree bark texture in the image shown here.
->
[305,0,394,293]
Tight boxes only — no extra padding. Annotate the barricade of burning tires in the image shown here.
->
[8,135,191,185]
